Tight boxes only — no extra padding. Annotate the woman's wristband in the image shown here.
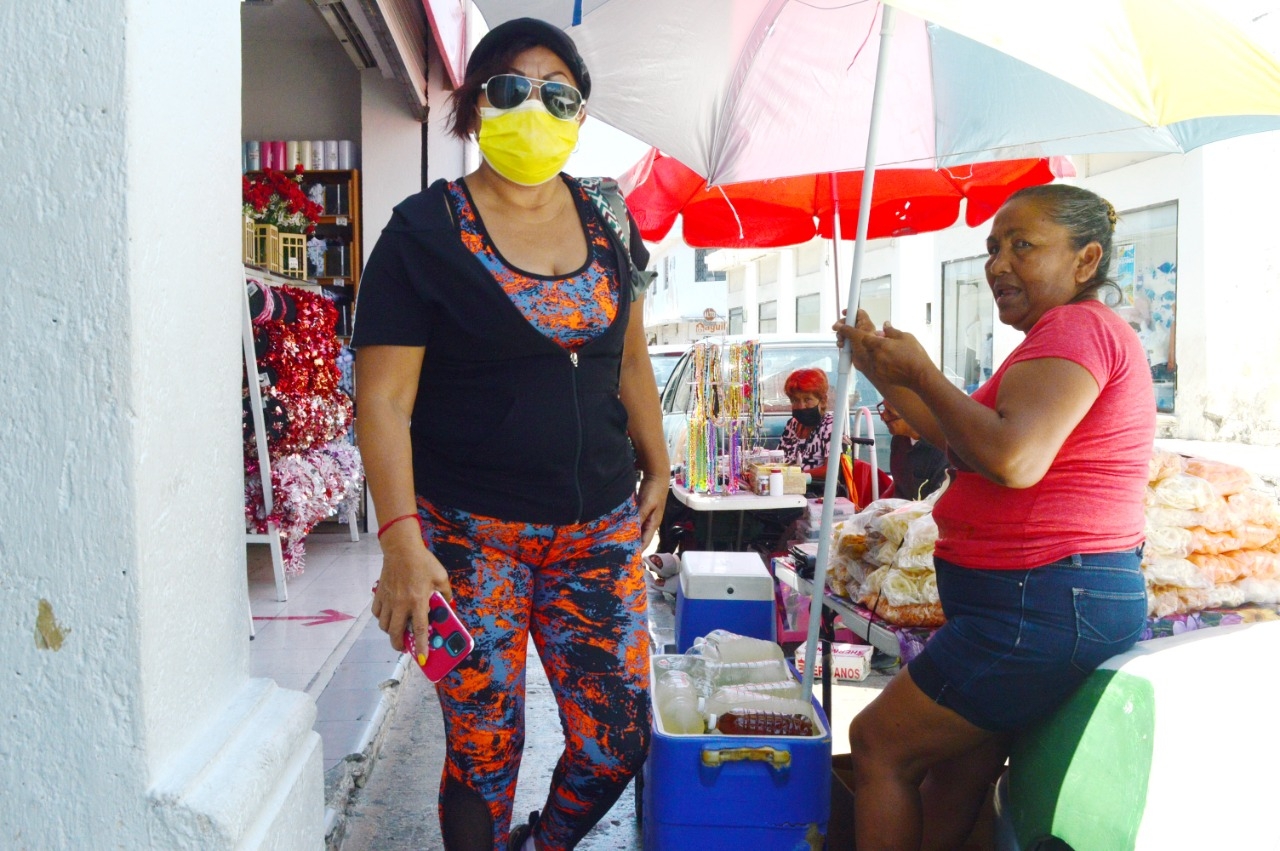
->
[377,513,421,539]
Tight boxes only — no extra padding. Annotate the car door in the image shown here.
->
[659,349,696,470]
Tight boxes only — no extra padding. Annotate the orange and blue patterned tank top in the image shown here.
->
[447,179,620,351]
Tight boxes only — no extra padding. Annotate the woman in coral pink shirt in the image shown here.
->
[834,184,1155,851]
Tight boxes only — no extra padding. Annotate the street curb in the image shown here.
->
[323,652,411,851]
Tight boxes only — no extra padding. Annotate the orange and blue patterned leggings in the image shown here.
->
[418,495,652,851]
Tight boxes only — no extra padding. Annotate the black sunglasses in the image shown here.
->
[482,74,583,120]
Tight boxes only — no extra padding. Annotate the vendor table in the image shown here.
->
[670,481,807,551]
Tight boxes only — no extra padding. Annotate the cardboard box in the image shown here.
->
[747,463,807,495]
[793,640,874,682]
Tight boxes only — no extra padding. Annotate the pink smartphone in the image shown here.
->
[406,592,474,682]
[372,585,474,682]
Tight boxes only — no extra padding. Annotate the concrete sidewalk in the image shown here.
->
[332,588,887,850]
[248,529,890,848]
[337,637,647,850]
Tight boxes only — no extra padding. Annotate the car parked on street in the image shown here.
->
[659,333,891,474]
[648,343,690,396]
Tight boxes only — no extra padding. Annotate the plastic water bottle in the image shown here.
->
[702,630,785,664]
[656,670,704,734]
[704,690,814,720]
[709,679,803,703]
[708,658,794,688]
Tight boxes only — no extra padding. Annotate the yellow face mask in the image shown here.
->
[477,100,579,186]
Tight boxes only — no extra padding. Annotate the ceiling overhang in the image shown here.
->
[306,0,452,121]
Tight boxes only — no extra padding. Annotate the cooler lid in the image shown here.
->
[679,551,774,601]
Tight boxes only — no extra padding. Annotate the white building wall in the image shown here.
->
[1080,138,1280,443]
[1197,133,1280,444]
[424,40,468,185]
[361,68,426,251]
[3,2,322,847]
[644,237,729,343]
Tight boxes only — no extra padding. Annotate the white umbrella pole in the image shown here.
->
[830,173,842,306]
[801,3,897,703]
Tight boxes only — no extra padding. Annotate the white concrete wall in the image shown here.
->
[1084,136,1280,444]
[360,69,426,250]
[425,36,468,185]
[242,31,362,143]
[1196,133,1280,444]
[2,2,322,847]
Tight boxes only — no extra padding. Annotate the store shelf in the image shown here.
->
[244,265,322,291]
[245,168,362,295]
[773,559,903,657]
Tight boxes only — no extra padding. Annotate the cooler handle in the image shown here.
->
[700,746,792,771]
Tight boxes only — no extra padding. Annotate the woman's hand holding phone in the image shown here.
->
[371,520,452,654]
[408,592,474,682]
[372,584,474,682]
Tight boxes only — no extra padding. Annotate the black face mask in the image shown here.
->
[791,406,822,428]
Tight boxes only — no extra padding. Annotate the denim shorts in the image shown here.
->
[909,548,1147,732]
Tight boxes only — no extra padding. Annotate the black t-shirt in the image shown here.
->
[351,176,648,524]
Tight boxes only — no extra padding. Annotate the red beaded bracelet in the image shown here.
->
[377,513,421,539]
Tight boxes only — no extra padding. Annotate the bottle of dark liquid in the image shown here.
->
[714,710,814,737]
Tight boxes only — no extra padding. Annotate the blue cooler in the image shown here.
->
[674,551,776,652]
[642,655,832,849]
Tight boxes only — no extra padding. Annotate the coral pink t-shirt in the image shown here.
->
[932,300,1155,569]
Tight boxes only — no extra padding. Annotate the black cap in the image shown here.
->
[468,17,591,101]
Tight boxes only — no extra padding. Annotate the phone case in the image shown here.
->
[405,592,474,683]
[372,584,474,683]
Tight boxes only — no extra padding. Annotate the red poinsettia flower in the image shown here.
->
[242,168,324,234]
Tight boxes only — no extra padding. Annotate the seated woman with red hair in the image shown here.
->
[779,367,850,496]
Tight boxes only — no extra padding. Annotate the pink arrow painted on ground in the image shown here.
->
[253,609,355,626]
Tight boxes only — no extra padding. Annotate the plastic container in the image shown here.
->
[769,468,785,496]
[698,629,785,664]
[704,690,813,720]
[706,658,794,688]
[708,679,804,702]
[656,670,704,735]
[714,710,814,737]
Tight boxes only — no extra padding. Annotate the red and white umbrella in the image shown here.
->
[619,147,1073,248]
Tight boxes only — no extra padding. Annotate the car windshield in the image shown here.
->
[650,353,682,392]
[661,339,890,470]
[758,346,880,413]
[666,343,881,416]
